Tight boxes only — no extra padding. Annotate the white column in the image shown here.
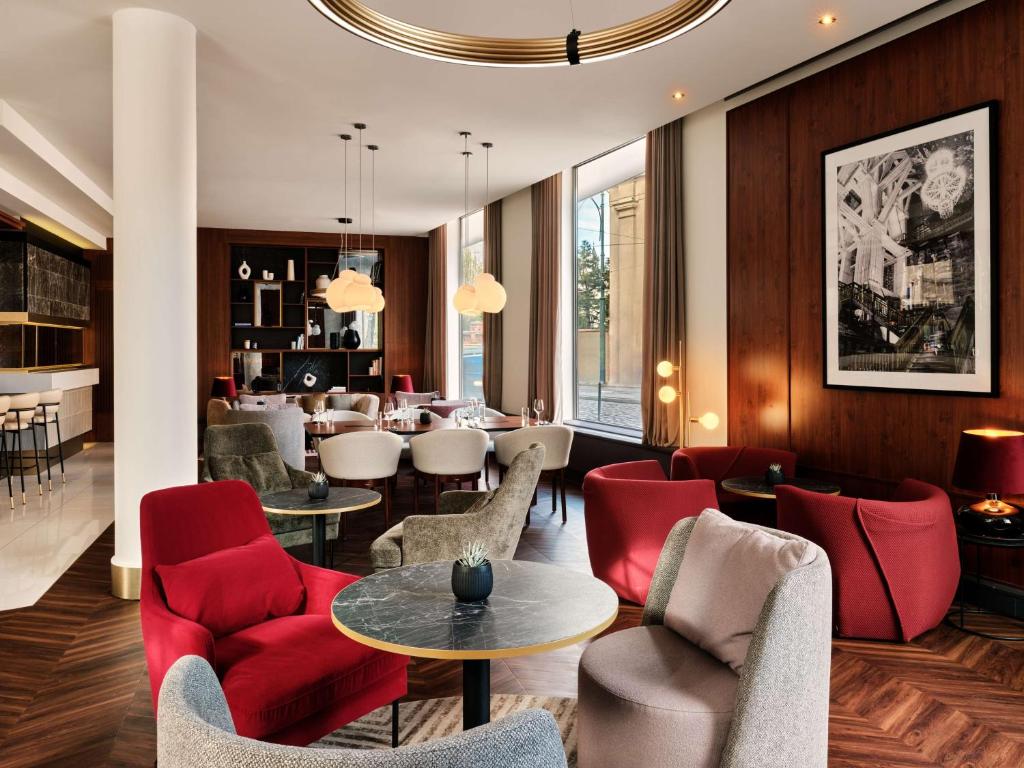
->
[111,8,197,599]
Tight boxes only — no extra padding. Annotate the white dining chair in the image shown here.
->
[452,406,504,490]
[493,425,574,524]
[409,428,489,514]
[318,431,404,528]
[330,410,375,423]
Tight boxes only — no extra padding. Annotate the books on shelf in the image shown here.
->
[369,357,383,376]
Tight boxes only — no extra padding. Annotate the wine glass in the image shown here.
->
[533,398,545,425]
[383,401,395,423]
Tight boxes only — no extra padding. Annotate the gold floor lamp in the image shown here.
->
[657,340,719,448]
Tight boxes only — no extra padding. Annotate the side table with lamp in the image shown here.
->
[948,428,1024,640]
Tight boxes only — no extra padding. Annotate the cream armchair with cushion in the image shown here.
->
[328,392,380,420]
[206,398,306,470]
[371,443,545,571]
[577,510,832,768]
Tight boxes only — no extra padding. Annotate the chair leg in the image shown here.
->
[433,476,440,513]
[13,428,25,505]
[39,418,52,492]
[30,424,42,495]
[54,412,65,483]
[383,476,392,529]
[484,453,492,490]
[413,474,420,516]
[471,477,479,491]
[391,699,400,748]
[2,432,12,509]
[560,468,568,525]
[551,471,557,513]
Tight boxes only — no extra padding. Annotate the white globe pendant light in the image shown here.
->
[453,134,506,316]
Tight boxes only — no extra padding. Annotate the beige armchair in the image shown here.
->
[371,443,545,570]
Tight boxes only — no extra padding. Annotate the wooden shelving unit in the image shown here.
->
[228,244,385,394]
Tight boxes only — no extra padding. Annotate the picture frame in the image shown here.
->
[821,102,998,396]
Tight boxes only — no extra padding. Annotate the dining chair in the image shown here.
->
[32,389,65,491]
[409,428,489,514]
[318,430,404,528]
[329,409,375,423]
[3,392,43,503]
[453,406,504,490]
[494,425,574,523]
[0,396,13,509]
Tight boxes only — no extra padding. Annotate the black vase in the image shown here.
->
[341,328,361,350]
[308,481,329,500]
[451,561,493,602]
[764,468,786,486]
[419,411,432,425]
[329,331,342,350]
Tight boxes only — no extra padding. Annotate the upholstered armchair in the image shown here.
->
[671,446,798,523]
[776,479,958,641]
[141,481,408,746]
[206,398,307,470]
[158,655,568,768]
[578,513,832,768]
[371,443,545,570]
[201,423,338,549]
[582,460,719,605]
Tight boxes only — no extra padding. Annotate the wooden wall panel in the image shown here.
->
[726,89,791,449]
[82,243,113,442]
[728,0,1024,587]
[195,228,428,422]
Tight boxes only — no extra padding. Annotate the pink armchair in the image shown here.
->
[583,461,718,604]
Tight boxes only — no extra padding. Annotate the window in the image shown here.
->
[459,209,485,401]
[572,139,646,432]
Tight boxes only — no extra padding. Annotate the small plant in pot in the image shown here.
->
[308,471,330,500]
[451,542,493,603]
[764,462,785,486]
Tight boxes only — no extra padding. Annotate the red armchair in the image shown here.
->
[583,461,718,605]
[671,446,797,522]
[776,479,959,642]
[140,480,408,745]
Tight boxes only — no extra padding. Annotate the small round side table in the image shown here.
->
[948,508,1024,641]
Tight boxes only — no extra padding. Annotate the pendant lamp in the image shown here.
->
[454,133,506,315]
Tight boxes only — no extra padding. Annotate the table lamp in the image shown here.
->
[391,374,414,394]
[211,376,237,400]
[952,428,1024,536]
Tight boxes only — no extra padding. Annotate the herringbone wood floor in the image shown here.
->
[1,474,1022,767]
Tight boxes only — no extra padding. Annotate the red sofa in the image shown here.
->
[671,445,798,523]
[583,461,718,605]
[776,479,959,642]
[140,480,408,745]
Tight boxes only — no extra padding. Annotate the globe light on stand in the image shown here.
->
[658,384,678,404]
[656,359,676,378]
[655,341,719,447]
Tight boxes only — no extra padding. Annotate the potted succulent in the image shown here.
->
[308,471,330,500]
[451,542,493,603]
[764,462,785,487]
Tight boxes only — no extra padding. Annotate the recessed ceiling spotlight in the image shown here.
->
[672,90,685,101]
[818,13,838,26]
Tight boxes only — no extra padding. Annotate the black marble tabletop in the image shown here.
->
[721,475,842,499]
[331,560,619,659]
[259,486,381,515]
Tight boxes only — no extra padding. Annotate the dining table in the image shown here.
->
[305,414,539,438]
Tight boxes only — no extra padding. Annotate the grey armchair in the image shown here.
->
[159,655,568,768]
[201,423,338,549]
[578,516,832,768]
[371,443,544,570]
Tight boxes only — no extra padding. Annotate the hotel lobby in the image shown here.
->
[1,1,1023,766]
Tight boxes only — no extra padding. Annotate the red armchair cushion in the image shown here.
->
[156,533,305,637]
[216,614,409,739]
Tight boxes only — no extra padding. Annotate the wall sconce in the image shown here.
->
[657,340,719,448]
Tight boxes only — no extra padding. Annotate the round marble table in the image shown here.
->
[720,475,841,500]
[260,486,380,568]
[331,560,619,729]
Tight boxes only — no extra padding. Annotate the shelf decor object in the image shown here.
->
[952,428,1024,537]
[307,0,729,67]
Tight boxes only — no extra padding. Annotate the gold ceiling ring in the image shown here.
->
[308,0,730,67]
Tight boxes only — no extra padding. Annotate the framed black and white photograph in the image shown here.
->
[822,102,997,395]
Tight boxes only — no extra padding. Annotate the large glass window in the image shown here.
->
[573,139,646,432]
[459,209,485,400]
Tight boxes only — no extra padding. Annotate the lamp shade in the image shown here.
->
[952,429,1024,494]
[211,376,237,398]
[391,374,414,394]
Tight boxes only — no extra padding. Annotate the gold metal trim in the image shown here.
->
[332,602,618,660]
[308,0,730,67]
[262,495,381,516]
[111,562,141,600]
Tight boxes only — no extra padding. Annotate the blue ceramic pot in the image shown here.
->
[451,561,493,602]
[308,481,329,500]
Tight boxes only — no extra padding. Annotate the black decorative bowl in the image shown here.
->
[764,468,785,486]
[308,481,329,500]
[451,561,493,602]
[419,411,432,425]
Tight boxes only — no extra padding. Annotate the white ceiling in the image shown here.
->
[0,0,938,238]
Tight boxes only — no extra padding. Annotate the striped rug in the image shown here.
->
[312,695,578,765]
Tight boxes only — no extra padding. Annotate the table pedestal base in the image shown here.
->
[462,659,490,729]
[312,515,326,568]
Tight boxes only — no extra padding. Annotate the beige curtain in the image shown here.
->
[641,118,686,447]
[529,174,560,419]
[423,224,447,394]
[483,201,503,409]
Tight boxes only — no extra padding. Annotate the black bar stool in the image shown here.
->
[0,396,13,509]
[33,389,66,491]
[3,392,42,504]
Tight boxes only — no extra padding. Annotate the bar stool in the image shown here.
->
[33,389,65,491]
[3,392,42,504]
[0,396,13,509]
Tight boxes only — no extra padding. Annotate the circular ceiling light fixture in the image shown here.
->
[307,0,731,68]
